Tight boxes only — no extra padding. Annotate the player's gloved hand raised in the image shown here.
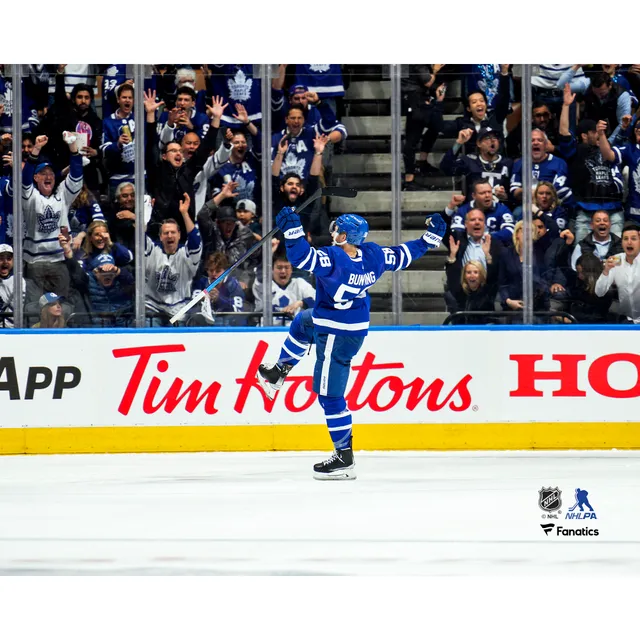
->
[276,207,304,240]
[422,213,446,249]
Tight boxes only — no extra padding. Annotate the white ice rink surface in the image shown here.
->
[1,450,639,576]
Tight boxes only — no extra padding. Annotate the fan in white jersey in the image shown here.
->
[253,254,315,326]
[0,244,25,328]
[144,192,202,325]
[22,132,83,303]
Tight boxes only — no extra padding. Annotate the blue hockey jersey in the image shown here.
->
[271,92,347,140]
[510,154,572,204]
[295,64,345,98]
[207,64,262,129]
[449,200,515,244]
[157,107,210,142]
[0,75,39,134]
[612,143,640,214]
[284,232,436,336]
[101,112,136,184]
[440,149,512,199]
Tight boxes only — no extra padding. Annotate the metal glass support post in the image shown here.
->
[390,64,403,325]
[133,64,146,327]
[11,65,23,328]
[260,64,275,327]
[521,64,534,325]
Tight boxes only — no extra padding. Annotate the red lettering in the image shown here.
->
[141,361,220,414]
[113,344,185,415]
[405,374,473,412]
[347,352,404,411]
[284,377,316,412]
[510,354,587,397]
[588,353,640,399]
[365,376,405,412]
[235,340,276,413]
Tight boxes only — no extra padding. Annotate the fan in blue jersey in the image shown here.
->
[599,116,640,223]
[206,64,261,130]
[100,84,135,192]
[440,127,512,201]
[445,179,514,245]
[0,70,40,135]
[257,208,446,480]
[271,76,347,142]
[156,86,210,144]
[510,129,572,211]
[271,105,344,181]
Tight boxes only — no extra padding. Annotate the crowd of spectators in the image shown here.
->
[431,63,640,325]
[2,63,640,327]
[0,64,341,327]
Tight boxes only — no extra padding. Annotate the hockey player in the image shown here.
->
[257,209,446,480]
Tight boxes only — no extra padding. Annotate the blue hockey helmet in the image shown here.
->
[330,214,369,246]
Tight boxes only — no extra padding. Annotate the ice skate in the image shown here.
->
[313,440,356,481]
[257,362,292,400]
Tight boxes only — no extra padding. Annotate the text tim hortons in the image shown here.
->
[112,341,472,415]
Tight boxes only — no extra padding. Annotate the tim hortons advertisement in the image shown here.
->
[1,329,640,428]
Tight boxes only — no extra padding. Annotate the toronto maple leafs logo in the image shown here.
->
[281,153,306,178]
[156,266,179,293]
[234,174,255,200]
[37,205,60,234]
[0,80,13,118]
[585,151,613,185]
[309,64,331,73]
[632,165,640,197]
[228,70,252,102]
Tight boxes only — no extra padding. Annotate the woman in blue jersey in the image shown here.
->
[257,208,445,480]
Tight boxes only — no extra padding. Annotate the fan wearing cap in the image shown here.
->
[236,199,261,240]
[22,130,82,303]
[60,233,134,326]
[440,127,513,202]
[197,202,256,291]
[559,83,624,243]
[32,292,66,329]
[271,66,346,140]
[0,244,25,329]
[599,115,640,227]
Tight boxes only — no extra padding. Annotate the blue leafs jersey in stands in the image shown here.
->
[284,234,434,336]
[510,154,572,204]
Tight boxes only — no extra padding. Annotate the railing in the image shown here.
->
[443,311,578,325]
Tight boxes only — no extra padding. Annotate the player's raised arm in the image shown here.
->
[276,206,335,276]
[378,213,446,272]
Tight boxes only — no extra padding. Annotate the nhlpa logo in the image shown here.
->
[565,488,597,520]
[282,154,306,179]
[309,64,331,73]
[228,70,252,102]
[538,486,562,518]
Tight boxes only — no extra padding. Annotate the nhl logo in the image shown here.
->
[538,487,562,512]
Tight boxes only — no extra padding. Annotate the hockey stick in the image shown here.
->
[169,186,357,324]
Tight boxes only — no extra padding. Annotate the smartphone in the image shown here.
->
[60,226,71,241]
[439,83,447,97]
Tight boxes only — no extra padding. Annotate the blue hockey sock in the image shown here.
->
[277,313,311,368]
[318,395,352,450]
